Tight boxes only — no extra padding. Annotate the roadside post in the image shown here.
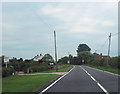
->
[4,57,9,68]
[82,59,84,64]
[67,60,70,65]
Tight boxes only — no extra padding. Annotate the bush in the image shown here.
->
[24,63,51,73]
[90,58,107,67]
[109,57,119,68]
[89,56,120,69]
[2,67,15,77]
[118,56,120,69]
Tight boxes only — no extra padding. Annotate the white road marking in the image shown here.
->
[39,66,75,94]
[97,83,109,94]
[90,76,96,82]
[80,66,110,94]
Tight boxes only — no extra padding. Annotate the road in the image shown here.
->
[41,65,119,94]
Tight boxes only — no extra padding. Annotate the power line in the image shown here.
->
[96,32,118,56]
[37,16,54,31]
[111,32,120,37]
[98,32,119,52]
[29,8,55,32]
[97,38,109,52]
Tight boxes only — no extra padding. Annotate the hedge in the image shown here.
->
[24,63,52,73]
[88,56,120,69]
[2,67,15,77]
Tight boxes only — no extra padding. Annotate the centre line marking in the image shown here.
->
[80,66,110,94]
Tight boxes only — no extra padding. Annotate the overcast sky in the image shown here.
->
[2,2,118,59]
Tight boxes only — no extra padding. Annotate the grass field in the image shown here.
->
[2,64,73,92]
[86,65,120,75]
[35,65,73,73]
[2,74,59,92]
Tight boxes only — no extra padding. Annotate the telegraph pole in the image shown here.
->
[54,30,58,72]
[107,33,111,65]
[68,52,70,64]
[94,50,97,58]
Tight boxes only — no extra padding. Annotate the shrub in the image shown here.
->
[2,67,15,77]
[90,56,119,69]
[118,56,120,69]
[24,63,51,73]
[109,57,119,68]
[90,58,107,67]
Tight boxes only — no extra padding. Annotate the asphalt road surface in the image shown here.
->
[41,65,119,94]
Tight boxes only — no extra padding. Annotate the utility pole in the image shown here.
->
[107,33,111,65]
[94,50,97,58]
[54,30,58,72]
[68,52,70,64]
[95,50,97,53]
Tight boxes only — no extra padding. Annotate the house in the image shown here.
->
[33,54,43,61]
[96,53,109,59]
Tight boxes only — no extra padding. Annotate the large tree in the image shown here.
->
[77,51,94,64]
[42,54,54,63]
[58,56,69,64]
[77,44,91,54]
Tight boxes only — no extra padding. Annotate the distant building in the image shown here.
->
[96,53,109,59]
[33,54,43,61]
[49,63,54,65]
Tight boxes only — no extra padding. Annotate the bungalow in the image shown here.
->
[33,54,43,61]
[96,53,109,59]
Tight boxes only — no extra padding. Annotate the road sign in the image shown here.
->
[82,59,84,63]
[4,57,9,68]
[4,57,9,64]
[67,60,70,64]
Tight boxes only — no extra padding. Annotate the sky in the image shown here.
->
[2,2,118,60]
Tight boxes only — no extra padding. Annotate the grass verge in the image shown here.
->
[35,65,73,73]
[2,74,59,92]
[86,65,120,75]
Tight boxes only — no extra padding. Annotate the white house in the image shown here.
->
[33,54,43,61]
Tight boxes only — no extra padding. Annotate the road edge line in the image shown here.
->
[39,66,75,94]
[80,66,110,94]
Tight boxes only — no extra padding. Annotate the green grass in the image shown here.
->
[56,65,73,72]
[86,65,120,75]
[35,65,73,73]
[2,65,73,92]
[2,74,59,92]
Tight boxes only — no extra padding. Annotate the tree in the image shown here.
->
[69,54,74,64]
[73,57,80,65]
[76,44,91,54]
[42,54,54,63]
[58,56,69,64]
[18,58,23,62]
[77,51,94,64]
